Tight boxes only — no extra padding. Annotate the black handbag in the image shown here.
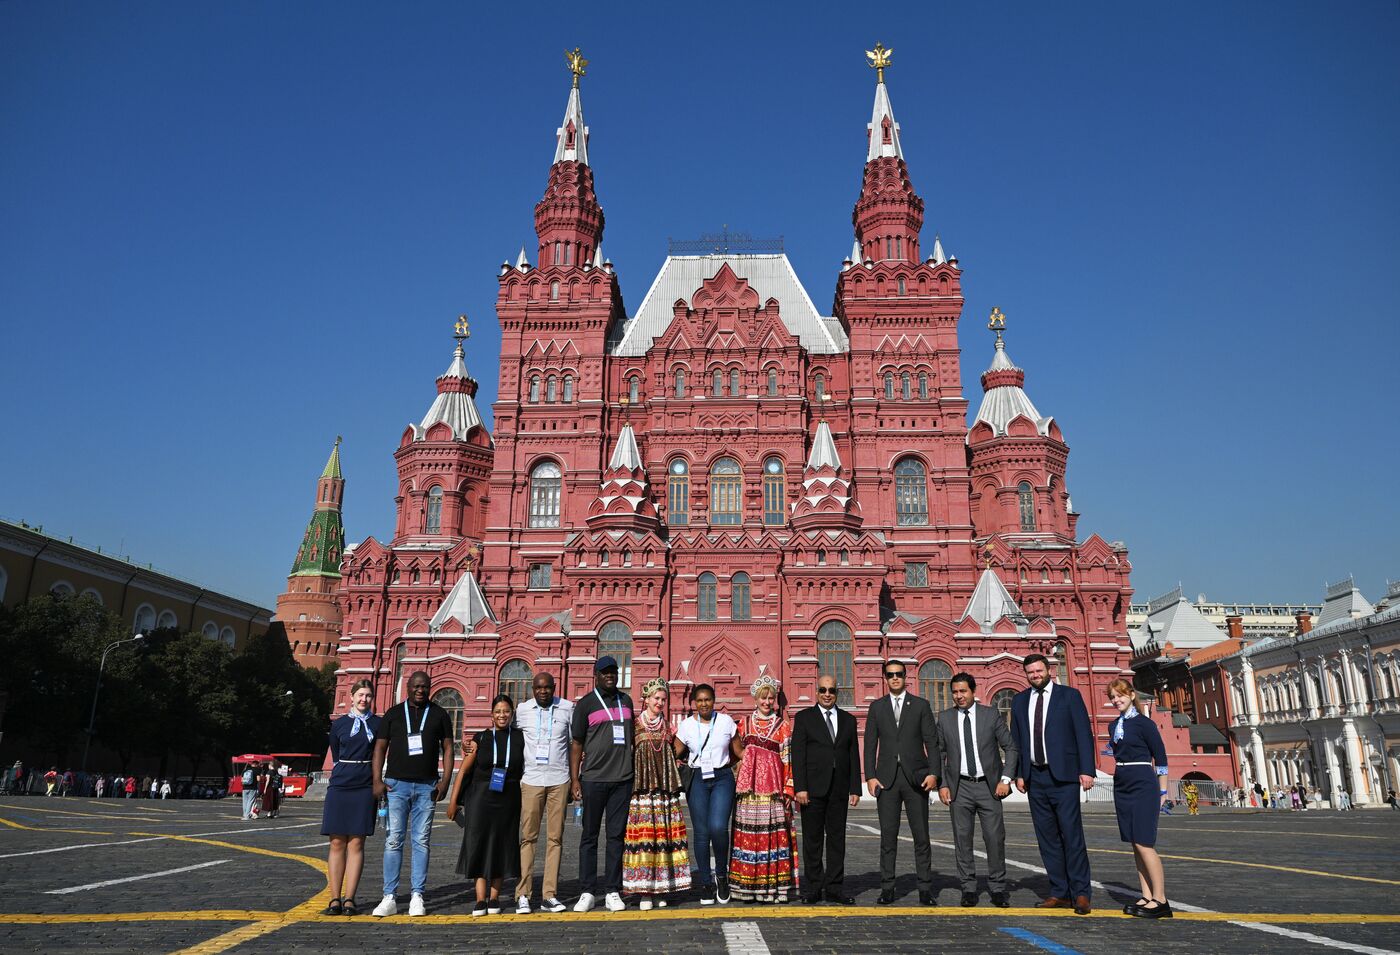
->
[679,760,695,791]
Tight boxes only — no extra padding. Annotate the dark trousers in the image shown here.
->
[876,772,932,892]
[578,779,632,894]
[1027,764,1091,899]
[949,781,1007,893]
[800,784,850,895]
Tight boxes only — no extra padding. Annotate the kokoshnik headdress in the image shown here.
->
[750,674,781,698]
[641,677,668,698]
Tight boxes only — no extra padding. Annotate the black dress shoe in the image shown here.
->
[1124,897,1147,915]
[877,890,896,905]
[801,894,822,905]
[919,891,938,906]
[1132,900,1173,919]
[824,893,855,905]
[960,891,977,907]
[990,892,1010,908]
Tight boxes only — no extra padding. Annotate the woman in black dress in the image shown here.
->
[446,694,525,917]
[1107,678,1171,918]
[321,679,382,916]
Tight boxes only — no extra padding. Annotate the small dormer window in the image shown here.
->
[565,120,576,151]
[881,115,893,144]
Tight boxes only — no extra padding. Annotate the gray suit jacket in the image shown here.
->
[936,702,1019,802]
[863,693,942,788]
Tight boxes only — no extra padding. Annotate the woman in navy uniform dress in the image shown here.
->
[1106,678,1171,919]
[321,678,382,916]
[446,694,527,917]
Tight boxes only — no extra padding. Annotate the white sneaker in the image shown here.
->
[604,892,625,912]
[542,896,567,913]
[372,895,397,918]
[408,893,426,917]
[639,898,653,911]
[657,899,668,908]
[574,892,596,912]
[516,896,531,914]
[486,900,502,915]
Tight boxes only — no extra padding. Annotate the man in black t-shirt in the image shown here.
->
[569,656,635,913]
[371,670,455,918]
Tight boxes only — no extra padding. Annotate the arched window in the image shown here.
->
[553,240,561,265]
[50,581,75,598]
[1052,642,1068,684]
[426,486,443,534]
[814,372,826,399]
[201,621,219,640]
[839,548,849,565]
[432,688,465,742]
[546,375,558,403]
[550,280,560,301]
[219,626,236,646]
[709,457,742,525]
[991,688,1017,728]
[918,372,928,399]
[919,660,954,713]
[411,568,421,584]
[562,374,574,402]
[674,369,686,398]
[894,458,929,525]
[884,373,895,399]
[600,549,610,567]
[599,621,633,688]
[713,370,724,397]
[817,620,854,705]
[1018,481,1037,531]
[628,375,640,402]
[622,549,632,566]
[901,372,911,400]
[529,376,541,403]
[897,275,906,296]
[730,369,741,396]
[698,573,718,621]
[767,368,779,396]
[817,548,827,566]
[667,459,689,525]
[529,461,562,527]
[134,605,161,632]
[762,457,786,526]
[498,660,533,709]
[156,609,178,630]
[731,572,751,621]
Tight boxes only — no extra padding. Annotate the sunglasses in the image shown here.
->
[884,670,906,679]
[816,687,838,695]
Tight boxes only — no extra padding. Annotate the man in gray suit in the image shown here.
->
[936,672,1017,908]
[864,659,942,905]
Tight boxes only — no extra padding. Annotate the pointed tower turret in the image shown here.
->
[790,421,863,530]
[276,436,348,668]
[586,423,661,532]
[852,43,923,264]
[535,48,605,268]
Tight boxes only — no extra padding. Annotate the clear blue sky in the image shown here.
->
[2,2,1397,610]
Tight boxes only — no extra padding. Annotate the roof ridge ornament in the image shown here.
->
[865,42,892,85]
[566,47,588,89]
[454,313,470,343]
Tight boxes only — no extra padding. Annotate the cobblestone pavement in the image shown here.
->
[1,795,1397,953]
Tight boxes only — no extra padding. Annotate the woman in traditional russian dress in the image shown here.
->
[729,675,798,903]
[622,677,691,909]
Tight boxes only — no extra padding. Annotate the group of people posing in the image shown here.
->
[317,653,1174,919]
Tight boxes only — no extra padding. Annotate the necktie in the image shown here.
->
[962,709,976,777]
[893,695,902,727]
[1032,689,1046,766]
[825,707,836,741]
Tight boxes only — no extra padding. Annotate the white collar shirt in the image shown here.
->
[957,705,984,778]
[517,696,574,787]
[1031,680,1054,764]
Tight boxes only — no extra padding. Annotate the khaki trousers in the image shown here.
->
[519,781,569,900]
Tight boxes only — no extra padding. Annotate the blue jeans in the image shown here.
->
[382,778,436,897]
[241,789,256,819]
[687,766,735,883]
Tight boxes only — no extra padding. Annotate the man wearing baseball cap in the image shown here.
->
[569,655,635,912]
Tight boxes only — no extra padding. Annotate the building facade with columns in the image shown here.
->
[332,53,1137,760]
[1220,577,1400,806]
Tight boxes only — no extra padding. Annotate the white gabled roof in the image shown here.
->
[1136,588,1228,651]
[553,85,589,165]
[413,343,486,442]
[611,254,847,356]
[608,424,643,470]
[1316,577,1375,630]
[428,571,497,634]
[961,567,1023,631]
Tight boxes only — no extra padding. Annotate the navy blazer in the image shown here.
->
[1110,712,1168,769]
[1010,683,1096,784]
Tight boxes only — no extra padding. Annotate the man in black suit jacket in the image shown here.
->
[1011,653,1096,915]
[792,674,862,904]
[863,659,942,905]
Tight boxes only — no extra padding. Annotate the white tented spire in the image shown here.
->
[593,245,605,269]
[428,571,497,634]
[608,423,643,470]
[931,235,946,265]
[850,239,862,262]
[866,78,904,162]
[806,421,842,471]
[515,246,529,271]
[962,567,1023,631]
[553,85,590,165]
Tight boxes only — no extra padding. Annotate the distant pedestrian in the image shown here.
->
[260,763,282,818]
[160,780,172,799]
[241,765,258,819]
[95,776,106,799]
[44,767,58,796]
[124,776,136,798]
[1182,780,1199,815]
[1386,789,1398,810]
[1290,785,1301,811]
[62,769,74,796]
[1337,789,1352,811]
[150,777,159,800]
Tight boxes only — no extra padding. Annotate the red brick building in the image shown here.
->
[332,58,1137,763]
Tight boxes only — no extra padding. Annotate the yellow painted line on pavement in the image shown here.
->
[170,920,288,955]
[0,814,106,835]
[130,832,329,875]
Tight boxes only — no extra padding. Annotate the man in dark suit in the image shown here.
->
[936,672,1017,908]
[863,659,942,905]
[1011,652,1096,915]
[792,674,862,904]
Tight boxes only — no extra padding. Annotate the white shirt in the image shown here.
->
[889,692,907,723]
[677,713,737,771]
[818,702,839,738]
[517,696,574,787]
[1029,681,1054,765]
[955,706,1013,783]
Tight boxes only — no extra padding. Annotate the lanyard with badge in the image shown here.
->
[596,690,626,746]
[535,703,555,765]
[490,730,511,792]
[403,701,428,756]
[696,718,718,780]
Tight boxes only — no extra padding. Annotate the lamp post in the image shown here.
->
[80,632,145,774]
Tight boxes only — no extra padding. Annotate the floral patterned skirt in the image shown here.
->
[729,793,797,901]
[622,790,692,896]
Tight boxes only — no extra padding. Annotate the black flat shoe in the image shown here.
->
[342,899,358,917]
[1124,897,1147,915]
[1133,899,1173,919]
[824,893,855,905]
[323,898,343,916]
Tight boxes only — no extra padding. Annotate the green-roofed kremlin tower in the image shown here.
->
[277,437,347,669]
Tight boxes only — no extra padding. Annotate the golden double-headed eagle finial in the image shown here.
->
[988,306,1006,344]
[566,47,588,88]
[455,314,471,341]
[866,42,892,83]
